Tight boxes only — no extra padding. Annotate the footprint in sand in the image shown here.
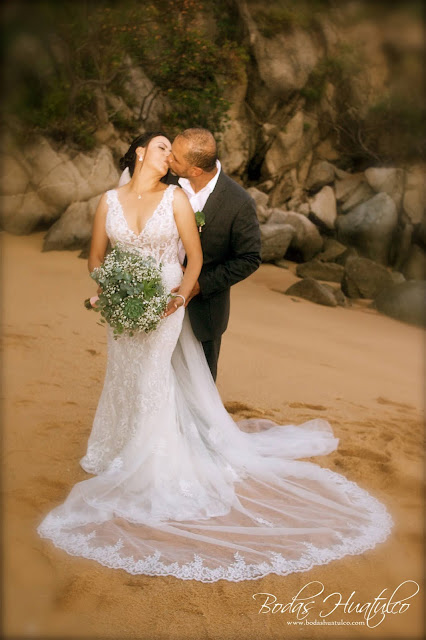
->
[86,349,100,356]
[288,402,327,411]
[376,396,416,411]
[224,401,276,420]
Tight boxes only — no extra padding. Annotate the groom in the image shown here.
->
[167,128,261,381]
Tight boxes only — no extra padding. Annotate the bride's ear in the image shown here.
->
[135,146,145,163]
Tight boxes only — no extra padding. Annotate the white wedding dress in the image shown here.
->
[37,184,393,582]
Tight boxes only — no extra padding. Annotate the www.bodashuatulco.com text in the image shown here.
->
[287,620,365,626]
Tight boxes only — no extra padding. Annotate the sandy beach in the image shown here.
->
[2,231,424,640]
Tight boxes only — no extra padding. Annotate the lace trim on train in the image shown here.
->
[37,470,393,583]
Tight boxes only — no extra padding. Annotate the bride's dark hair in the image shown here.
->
[119,131,168,177]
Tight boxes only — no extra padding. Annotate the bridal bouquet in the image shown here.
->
[84,244,169,338]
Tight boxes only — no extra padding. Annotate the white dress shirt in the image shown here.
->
[177,160,221,264]
[178,160,221,213]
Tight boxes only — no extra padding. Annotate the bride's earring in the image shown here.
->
[139,155,143,162]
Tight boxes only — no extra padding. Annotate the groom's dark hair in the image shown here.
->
[119,131,168,177]
[178,128,217,172]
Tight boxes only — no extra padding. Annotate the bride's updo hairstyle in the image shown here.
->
[119,131,168,177]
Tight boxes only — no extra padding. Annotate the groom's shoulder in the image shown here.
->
[218,172,254,205]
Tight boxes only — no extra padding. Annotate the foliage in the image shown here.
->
[3,0,247,148]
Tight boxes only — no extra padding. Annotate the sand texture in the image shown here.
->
[2,232,424,639]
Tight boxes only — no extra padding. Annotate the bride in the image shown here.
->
[37,132,392,582]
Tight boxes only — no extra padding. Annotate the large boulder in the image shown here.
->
[260,223,294,262]
[374,281,426,327]
[365,167,404,210]
[43,195,101,251]
[342,256,393,299]
[305,161,335,191]
[285,278,338,307]
[1,137,119,235]
[268,209,323,261]
[308,185,337,230]
[296,260,344,283]
[336,192,398,264]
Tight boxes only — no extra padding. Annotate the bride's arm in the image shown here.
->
[88,193,109,273]
[167,188,202,313]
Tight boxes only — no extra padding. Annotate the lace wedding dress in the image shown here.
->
[37,184,393,582]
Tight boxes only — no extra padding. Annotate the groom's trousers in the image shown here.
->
[201,337,222,382]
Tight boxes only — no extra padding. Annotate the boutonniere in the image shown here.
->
[195,210,205,234]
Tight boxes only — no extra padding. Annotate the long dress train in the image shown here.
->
[37,184,392,582]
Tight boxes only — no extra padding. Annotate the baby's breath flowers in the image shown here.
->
[84,244,169,339]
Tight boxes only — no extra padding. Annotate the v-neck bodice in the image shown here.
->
[105,185,180,267]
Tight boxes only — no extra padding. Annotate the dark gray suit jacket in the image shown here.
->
[169,171,261,342]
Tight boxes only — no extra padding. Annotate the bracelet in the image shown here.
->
[173,294,186,306]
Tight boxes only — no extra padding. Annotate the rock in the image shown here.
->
[123,60,170,128]
[285,278,337,307]
[335,173,364,202]
[1,152,30,196]
[296,260,344,283]
[403,166,425,225]
[297,151,313,186]
[247,187,270,223]
[401,244,426,281]
[260,223,294,262]
[247,187,269,208]
[268,209,323,261]
[2,137,119,237]
[390,271,406,284]
[239,5,321,97]
[342,256,394,299]
[306,161,335,191]
[298,203,310,216]
[256,205,272,224]
[317,238,347,262]
[322,284,348,307]
[43,195,101,251]
[308,185,337,230]
[341,181,376,212]
[374,281,426,327]
[365,167,404,210]
[336,192,398,264]
[94,122,118,146]
[262,112,318,177]
[1,191,57,234]
[335,247,359,266]
[220,117,254,177]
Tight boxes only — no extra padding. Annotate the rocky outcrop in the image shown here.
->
[0,136,119,235]
[43,195,101,251]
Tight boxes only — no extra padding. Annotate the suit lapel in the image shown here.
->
[202,172,228,228]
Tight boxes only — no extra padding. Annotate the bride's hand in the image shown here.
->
[163,295,185,318]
